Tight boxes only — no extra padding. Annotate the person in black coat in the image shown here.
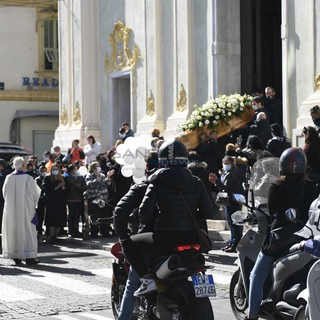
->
[114,151,159,239]
[64,164,87,237]
[0,159,9,232]
[187,151,209,190]
[42,164,67,243]
[246,148,317,320]
[310,105,320,136]
[196,131,222,179]
[209,156,245,252]
[266,123,291,157]
[187,151,214,232]
[302,126,320,189]
[264,86,283,129]
[113,152,159,319]
[241,135,265,167]
[35,166,48,237]
[247,112,272,148]
[121,141,217,297]
[139,160,217,258]
[252,96,270,121]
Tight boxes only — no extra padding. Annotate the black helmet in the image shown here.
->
[159,140,188,167]
[279,147,307,175]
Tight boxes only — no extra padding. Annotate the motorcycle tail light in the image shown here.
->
[175,244,201,251]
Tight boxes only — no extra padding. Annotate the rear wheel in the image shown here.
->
[170,281,195,320]
[194,297,214,320]
[170,281,214,320]
[230,268,248,320]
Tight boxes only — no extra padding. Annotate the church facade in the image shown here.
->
[0,1,319,154]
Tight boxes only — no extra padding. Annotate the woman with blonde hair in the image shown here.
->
[42,164,67,243]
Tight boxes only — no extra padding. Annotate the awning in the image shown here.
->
[0,143,32,162]
[10,110,59,144]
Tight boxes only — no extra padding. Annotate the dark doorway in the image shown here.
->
[240,0,282,98]
[110,75,131,143]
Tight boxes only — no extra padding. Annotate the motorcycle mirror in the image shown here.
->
[231,211,247,225]
[285,208,298,222]
[233,194,246,205]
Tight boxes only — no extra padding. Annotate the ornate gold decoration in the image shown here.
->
[104,20,141,94]
[176,84,187,112]
[146,90,155,116]
[315,71,320,91]
[73,101,81,125]
[0,90,58,102]
[0,1,57,9]
[60,104,68,126]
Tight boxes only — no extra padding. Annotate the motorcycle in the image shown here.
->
[229,193,316,320]
[110,240,215,320]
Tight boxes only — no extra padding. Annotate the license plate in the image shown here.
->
[192,274,216,297]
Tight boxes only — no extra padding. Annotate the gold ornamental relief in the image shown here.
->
[315,71,320,91]
[73,101,81,125]
[176,84,187,112]
[104,20,142,94]
[146,90,155,116]
[60,104,68,126]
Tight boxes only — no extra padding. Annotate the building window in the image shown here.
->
[44,19,59,71]
[37,12,58,76]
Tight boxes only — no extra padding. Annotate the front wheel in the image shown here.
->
[111,279,125,319]
[230,268,248,320]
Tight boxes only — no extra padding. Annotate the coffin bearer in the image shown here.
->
[1,157,41,265]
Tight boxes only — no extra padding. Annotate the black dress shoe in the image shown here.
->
[224,246,237,253]
[221,244,232,251]
[25,258,40,265]
[13,258,22,265]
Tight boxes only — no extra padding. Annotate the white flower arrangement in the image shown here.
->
[180,93,253,132]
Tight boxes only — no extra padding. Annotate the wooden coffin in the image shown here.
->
[179,107,255,150]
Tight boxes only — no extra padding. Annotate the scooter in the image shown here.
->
[229,194,315,320]
[110,240,215,320]
[289,242,320,320]
[289,201,320,320]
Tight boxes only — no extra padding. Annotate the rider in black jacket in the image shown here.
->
[121,140,218,297]
[113,151,159,239]
[113,151,159,320]
[246,148,317,320]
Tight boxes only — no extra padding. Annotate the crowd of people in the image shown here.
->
[1,88,320,318]
[0,122,137,264]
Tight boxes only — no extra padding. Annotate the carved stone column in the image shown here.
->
[136,0,165,136]
[53,0,101,151]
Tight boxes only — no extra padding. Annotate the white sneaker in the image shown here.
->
[134,278,157,297]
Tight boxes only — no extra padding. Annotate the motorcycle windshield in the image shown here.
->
[295,201,320,239]
[248,157,280,207]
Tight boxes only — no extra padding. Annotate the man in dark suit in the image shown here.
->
[264,86,283,130]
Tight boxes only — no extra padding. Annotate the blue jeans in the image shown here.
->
[248,251,274,316]
[226,203,243,247]
[118,266,141,320]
